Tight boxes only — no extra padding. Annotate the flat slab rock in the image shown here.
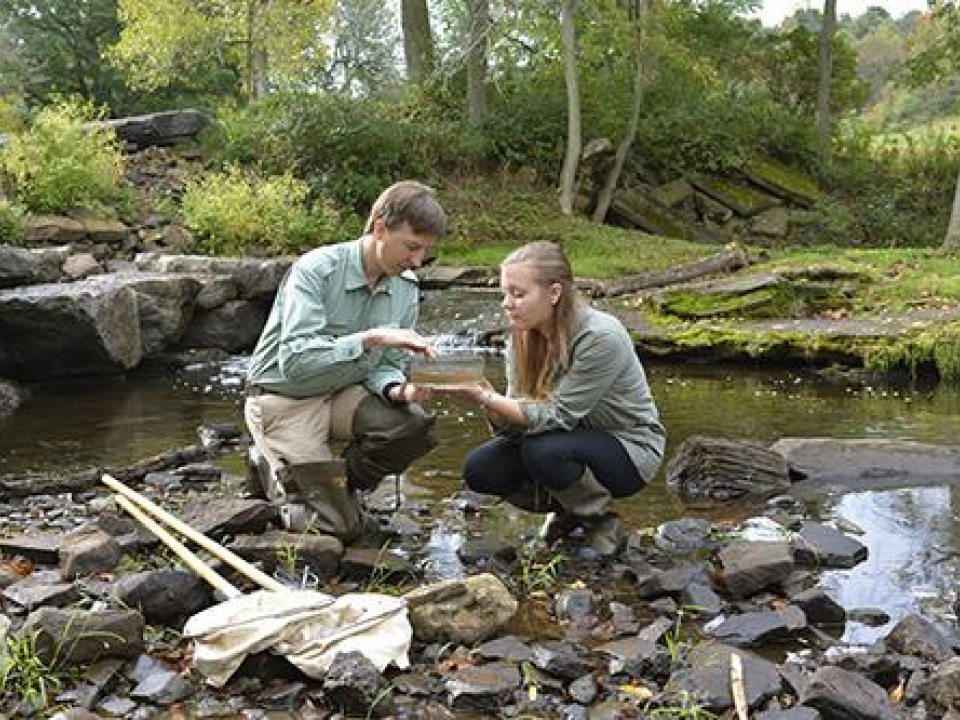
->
[773,438,960,493]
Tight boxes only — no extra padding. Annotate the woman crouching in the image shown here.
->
[453,241,666,557]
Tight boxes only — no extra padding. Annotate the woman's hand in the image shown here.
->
[363,328,435,358]
[438,379,494,407]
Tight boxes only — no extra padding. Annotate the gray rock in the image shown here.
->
[229,531,343,580]
[568,674,599,704]
[60,527,122,580]
[773,438,960,492]
[655,518,717,553]
[597,617,672,678]
[756,709,821,720]
[195,277,239,309]
[100,109,211,149]
[130,663,193,704]
[665,642,782,712]
[791,587,846,627]
[792,521,868,569]
[0,276,141,380]
[181,299,269,353]
[179,497,276,538]
[445,662,520,713]
[885,613,956,663]
[0,245,63,288]
[131,275,200,356]
[531,641,593,681]
[476,635,535,663]
[752,207,791,237]
[716,541,795,599]
[848,607,891,627]
[406,573,517,644]
[681,582,725,618]
[113,569,212,626]
[800,665,896,720]
[22,606,144,664]
[322,651,390,718]
[705,610,797,648]
[924,656,960,715]
[0,532,63,564]
[555,587,596,623]
[62,253,102,280]
[4,571,79,610]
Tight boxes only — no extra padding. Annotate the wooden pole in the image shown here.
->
[103,473,285,593]
[113,494,241,599]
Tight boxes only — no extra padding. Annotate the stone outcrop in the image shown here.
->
[0,255,290,381]
[99,109,212,150]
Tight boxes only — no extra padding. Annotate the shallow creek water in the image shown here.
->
[3,354,960,644]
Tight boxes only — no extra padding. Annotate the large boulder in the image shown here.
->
[0,276,142,380]
[100,109,212,149]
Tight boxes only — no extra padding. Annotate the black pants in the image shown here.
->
[462,429,645,500]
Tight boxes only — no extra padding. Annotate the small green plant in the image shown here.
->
[0,199,26,245]
[1,100,129,214]
[0,629,62,711]
[362,542,409,595]
[276,543,300,579]
[647,690,717,720]
[181,165,348,256]
[664,606,691,664]
[515,545,565,597]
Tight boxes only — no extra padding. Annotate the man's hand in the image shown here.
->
[386,381,432,404]
[363,328,435,358]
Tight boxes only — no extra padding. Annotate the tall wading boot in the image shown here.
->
[275,460,374,544]
[542,468,624,557]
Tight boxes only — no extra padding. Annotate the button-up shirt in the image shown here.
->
[247,238,419,399]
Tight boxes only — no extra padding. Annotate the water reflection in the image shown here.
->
[818,486,960,644]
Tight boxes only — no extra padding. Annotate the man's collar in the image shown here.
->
[346,237,390,293]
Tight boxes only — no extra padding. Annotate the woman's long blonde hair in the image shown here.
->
[503,242,582,400]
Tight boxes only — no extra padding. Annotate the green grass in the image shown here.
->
[436,177,713,278]
[752,246,960,313]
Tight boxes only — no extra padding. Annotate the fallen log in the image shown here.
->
[665,435,802,504]
[596,244,748,298]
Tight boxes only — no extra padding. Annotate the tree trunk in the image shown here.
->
[559,0,581,216]
[246,0,269,100]
[466,0,490,125]
[402,0,435,85]
[816,0,837,155]
[944,163,960,250]
[593,1,650,224]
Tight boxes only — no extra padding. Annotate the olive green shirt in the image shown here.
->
[512,307,666,480]
[247,239,419,399]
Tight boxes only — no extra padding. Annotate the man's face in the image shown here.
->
[372,219,435,277]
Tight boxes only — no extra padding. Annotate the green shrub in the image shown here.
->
[0,199,26,244]
[212,93,489,212]
[181,166,352,255]
[0,101,128,214]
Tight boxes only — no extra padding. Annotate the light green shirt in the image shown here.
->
[247,238,419,399]
[513,307,666,480]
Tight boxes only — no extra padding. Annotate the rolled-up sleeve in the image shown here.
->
[277,263,365,381]
[364,294,416,398]
[522,330,623,434]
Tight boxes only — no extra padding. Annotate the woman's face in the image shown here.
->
[500,261,561,333]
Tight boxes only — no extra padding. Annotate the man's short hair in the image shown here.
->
[364,180,447,238]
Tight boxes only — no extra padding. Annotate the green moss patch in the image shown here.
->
[744,156,822,207]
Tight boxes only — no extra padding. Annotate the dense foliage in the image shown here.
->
[0,0,955,253]
[0,102,129,214]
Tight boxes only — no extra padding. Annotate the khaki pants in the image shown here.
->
[244,384,437,491]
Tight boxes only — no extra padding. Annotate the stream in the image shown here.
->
[2,289,960,646]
